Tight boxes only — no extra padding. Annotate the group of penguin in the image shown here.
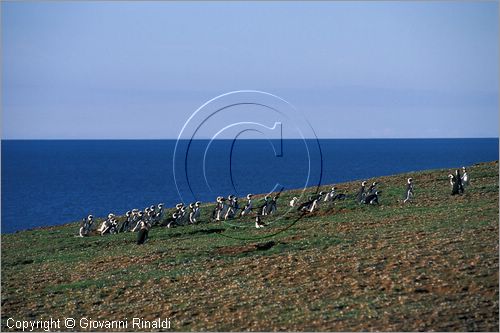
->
[78,204,166,243]
[448,167,469,195]
[79,166,470,244]
[211,190,283,228]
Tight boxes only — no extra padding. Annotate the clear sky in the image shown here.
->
[2,1,498,139]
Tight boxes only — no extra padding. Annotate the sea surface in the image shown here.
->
[2,139,498,233]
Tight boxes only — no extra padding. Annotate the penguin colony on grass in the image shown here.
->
[79,167,470,244]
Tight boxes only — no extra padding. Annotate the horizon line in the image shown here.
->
[1,137,499,141]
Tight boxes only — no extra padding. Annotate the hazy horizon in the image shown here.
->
[2,1,498,139]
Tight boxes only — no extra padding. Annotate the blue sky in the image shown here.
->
[2,1,498,139]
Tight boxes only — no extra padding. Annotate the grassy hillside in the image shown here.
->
[2,161,498,331]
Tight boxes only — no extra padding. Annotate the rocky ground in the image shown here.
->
[2,161,498,331]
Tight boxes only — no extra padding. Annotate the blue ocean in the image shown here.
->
[1,139,498,233]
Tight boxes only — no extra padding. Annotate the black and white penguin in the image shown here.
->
[462,167,469,187]
[79,214,94,237]
[403,178,414,203]
[153,203,164,225]
[188,203,197,224]
[163,212,179,228]
[324,186,336,202]
[289,197,298,207]
[367,182,378,195]
[449,173,459,195]
[119,211,132,232]
[261,195,271,215]
[297,192,324,213]
[364,191,381,205]
[98,213,114,235]
[224,195,236,220]
[267,194,281,215]
[356,181,367,203]
[455,169,464,194]
[240,194,253,216]
[135,212,150,245]
[255,215,266,229]
[191,201,201,223]
[213,197,227,221]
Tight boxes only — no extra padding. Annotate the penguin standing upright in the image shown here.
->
[356,181,367,203]
[79,215,94,237]
[224,195,236,220]
[462,167,469,187]
[216,197,227,221]
[403,178,414,203]
[165,213,179,228]
[367,182,378,195]
[135,212,150,245]
[153,203,164,225]
[188,203,197,224]
[260,196,270,215]
[455,169,464,194]
[289,197,298,207]
[119,211,132,232]
[240,194,253,216]
[192,201,201,222]
[449,174,459,195]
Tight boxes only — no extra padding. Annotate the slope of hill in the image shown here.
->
[1,161,498,331]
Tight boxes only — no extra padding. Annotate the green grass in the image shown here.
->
[1,161,498,331]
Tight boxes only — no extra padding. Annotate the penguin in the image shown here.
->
[224,195,236,220]
[289,197,298,207]
[79,214,94,237]
[455,169,464,194]
[119,211,132,232]
[364,191,381,205]
[216,197,228,221]
[324,187,336,202]
[260,195,270,215]
[135,212,150,245]
[240,194,253,216]
[367,182,378,195]
[194,201,201,220]
[153,203,164,225]
[212,197,221,221]
[97,213,113,235]
[188,203,197,224]
[268,188,284,215]
[130,209,140,231]
[163,212,179,228]
[448,174,454,185]
[108,217,119,234]
[297,192,324,213]
[449,173,459,195]
[255,215,266,229]
[174,203,187,224]
[356,181,367,203]
[462,167,469,187]
[79,218,87,237]
[267,194,281,215]
[403,178,414,203]
[309,191,326,212]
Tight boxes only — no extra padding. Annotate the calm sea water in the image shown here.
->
[1,139,498,233]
